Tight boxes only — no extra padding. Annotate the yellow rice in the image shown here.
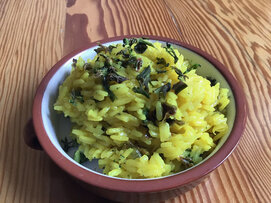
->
[54,39,229,179]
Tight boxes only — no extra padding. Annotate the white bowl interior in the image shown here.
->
[42,40,236,180]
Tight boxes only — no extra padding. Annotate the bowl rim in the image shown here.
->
[33,35,247,193]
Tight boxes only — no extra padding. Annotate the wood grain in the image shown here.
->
[164,1,271,202]
[0,0,66,202]
[0,0,270,202]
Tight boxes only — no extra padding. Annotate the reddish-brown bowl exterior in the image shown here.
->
[32,35,247,202]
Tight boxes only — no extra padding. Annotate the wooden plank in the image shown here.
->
[64,0,181,54]
[164,0,271,202]
[0,0,66,203]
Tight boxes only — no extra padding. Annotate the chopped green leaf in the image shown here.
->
[172,81,188,94]
[69,89,84,104]
[172,67,188,80]
[83,63,92,71]
[94,43,111,54]
[121,56,142,71]
[123,38,137,47]
[93,66,108,78]
[72,58,77,68]
[143,108,149,118]
[206,76,217,86]
[123,38,129,46]
[156,57,169,67]
[154,82,171,98]
[132,86,150,98]
[102,76,116,101]
[94,65,127,101]
[107,72,128,83]
[156,70,167,74]
[165,42,178,63]
[74,150,88,164]
[138,38,154,47]
[100,54,113,66]
[135,58,142,71]
[108,45,116,53]
[116,49,131,58]
[162,103,177,121]
[134,38,154,54]
[184,64,201,74]
[134,42,148,54]
[136,66,151,91]
[179,156,194,169]
[60,137,78,152]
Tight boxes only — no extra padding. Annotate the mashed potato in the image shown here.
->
[54,38,229,179]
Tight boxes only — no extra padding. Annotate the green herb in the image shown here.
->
[156,57,169,67]
[93,66,108,77]
[142,108,149,118]
[134,42,148,54]
[134,38,154,54]
[94,43,116,54]
[142,108,150,125]
[72,58,77,68]
[172,67,188,80]
[138,38,154,47]
[180,156,194,169]
[184,63,201,74]
[100,54,113,66]
[136,66,151,91]
[122,38,138,47]
[132,86,150,98]
[155,57,169,74]
[116,49,131,58]
[74,150,88,164]
[165,42,178,63]
[142,107,157,125]
[122,38,154,54]
[108,45,116,53]
[83,63,92,70]
[162,103,176,115]
[102,76,116,101]
[132,66,151,98]
[154,82,171,98]
[156,70,167,74]
[123,38,129,46]
[172,81,188,94]
[94,64,127,101]
[94,43,106,54]
[94,43,109,54]
[135,58,142,71]
[60,137,78,152]
[162,103,177,121]
[121,56,137,68]
[107,72,128,83]
[69,89,84,104]
[206,76,217,86]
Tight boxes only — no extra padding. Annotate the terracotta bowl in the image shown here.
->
[25,35,247,202]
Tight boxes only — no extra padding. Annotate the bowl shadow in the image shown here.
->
[49,160,115,203]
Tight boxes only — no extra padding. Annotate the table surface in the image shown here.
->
[0,0,270,202]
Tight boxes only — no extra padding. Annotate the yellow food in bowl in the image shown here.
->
[54,38,229,179]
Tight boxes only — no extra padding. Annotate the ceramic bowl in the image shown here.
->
[25,35,247,202]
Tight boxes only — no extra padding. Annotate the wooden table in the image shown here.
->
[1,0,270,202]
